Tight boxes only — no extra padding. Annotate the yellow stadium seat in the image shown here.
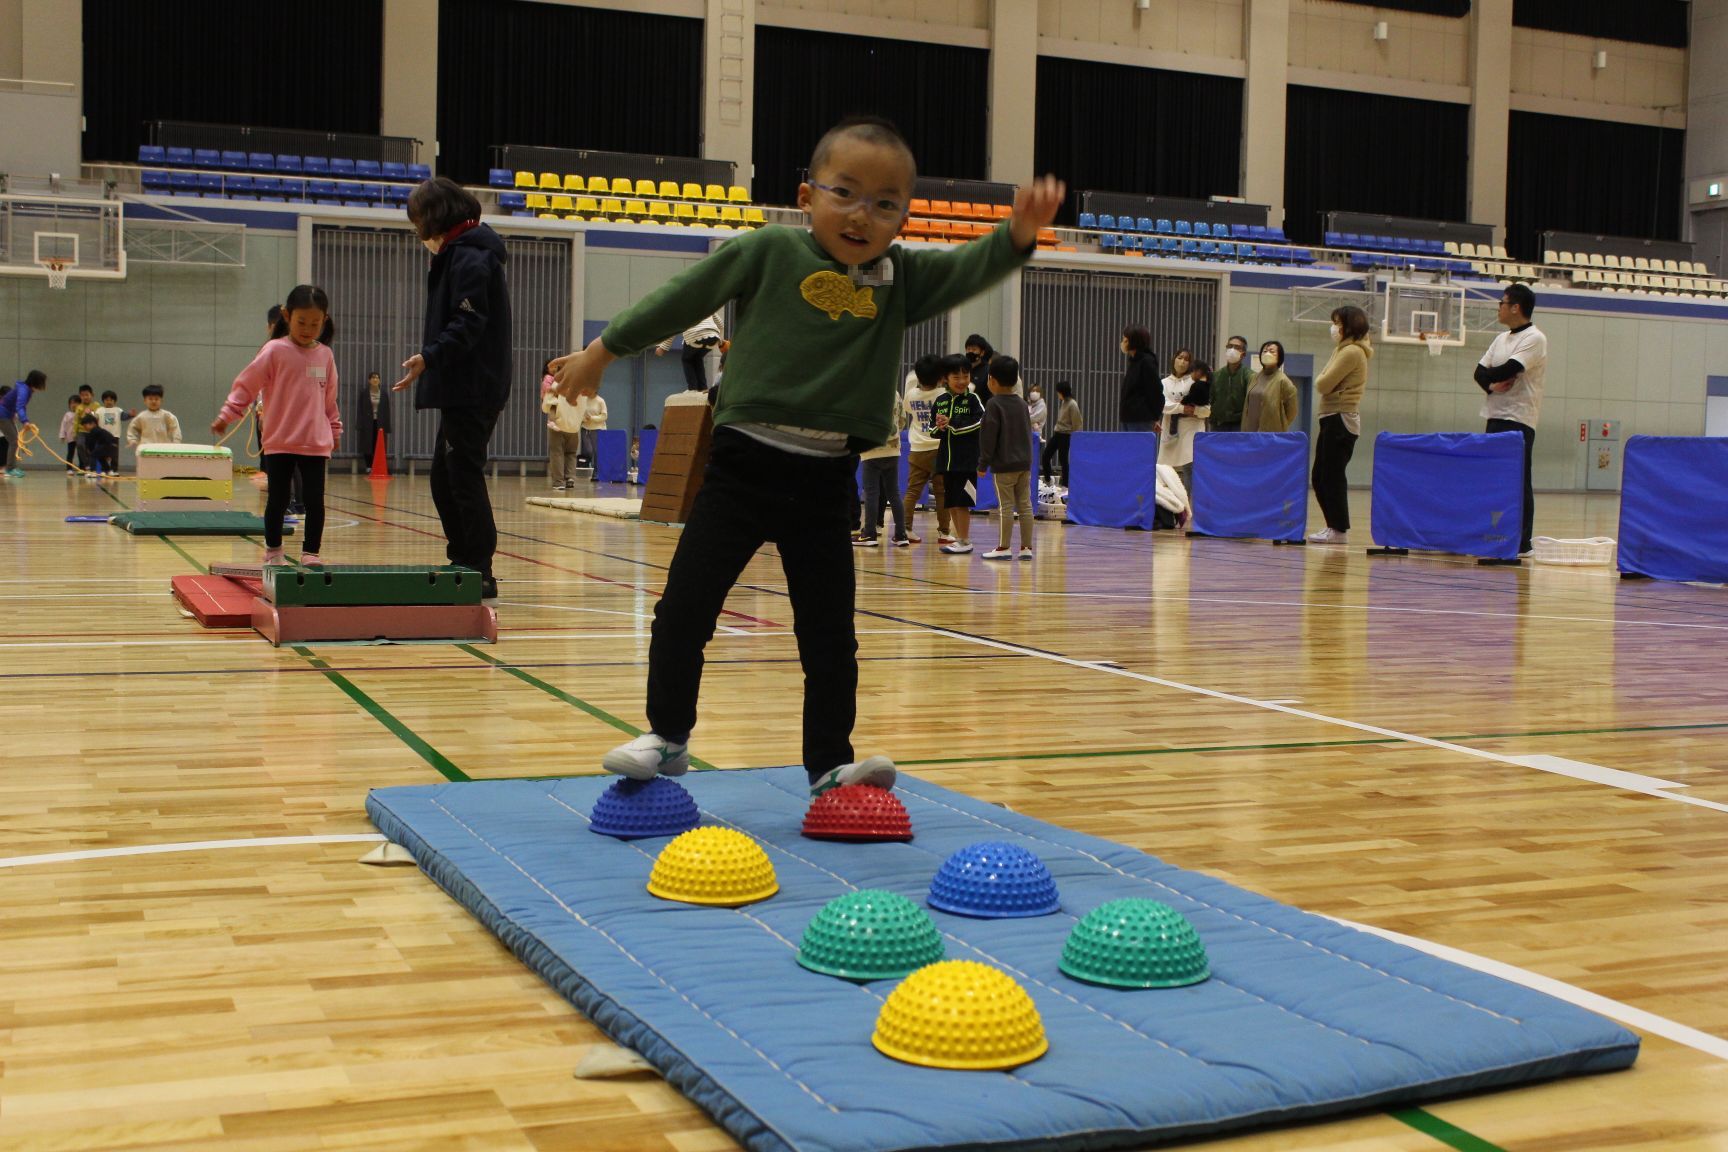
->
[704,184,726,202]
[563,174,585,192]
[586,175,609,194]
[576,197,600,216]
[624,199,648,219]
[664,220,685,228]
[721,205,744,224]
[515,171,536,189]
[697,203,721,223]
[526,193,550,211]
[634,178,657,198]
[600,198,625,218]
[610,177,633,196]
[659,180,681,199]
[639,219,660,226]
[674,202,697,221]
[682,182,704,200]
[551,195,575,214]
[538,213,557,220]
[538,172,560,190]
[649,201,673,219]
[728,186,750,203]
[743,207,766,226]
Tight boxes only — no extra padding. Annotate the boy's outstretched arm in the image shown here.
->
[550,337,615,401]
[1008,176,1066,251]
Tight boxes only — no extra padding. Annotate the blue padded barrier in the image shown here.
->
[638,428,658,485]
[366,770,1639,1152]
[593,428,629,482]
[1066,431,1160,529]
[1189,432,1309,542]
[1370,432,1523,560]
[1618,435,1728,583]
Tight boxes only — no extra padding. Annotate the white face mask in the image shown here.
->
[1328,323,1341,342]
[422,237,443,255]
[1259,351,1277,371]
[1225,347,1243,364]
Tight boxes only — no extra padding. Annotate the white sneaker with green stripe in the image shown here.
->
[602,733,691,781]
[808,756,897,798]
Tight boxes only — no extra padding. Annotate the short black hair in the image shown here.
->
[79,412,98,426]
[912,353,943,388]
[964,333,994,356]
[1055,380,1073,398]
[988,354,1020,390]
[407,176,482,241]
[142,384,164,398]
[1504,283,1536,318]
[271,284,336,346]
[1332,305,1370,341]
[1258,339,1286,368]
[77,383,93,393]
[938,353,970,379]
[24,370,46,389]
[1122,325,1151,354]
[1226,334,1248,349]
[1189,359,1213,380]
[808,116,916,186]
[101,390,118,403]
[266,304,282,327]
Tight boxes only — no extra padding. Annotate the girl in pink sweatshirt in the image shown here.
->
[213,284,343,565]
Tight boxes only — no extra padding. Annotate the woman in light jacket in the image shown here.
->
[1309,307,1372,544]
[1244,340,1299,432]
[1157,348,1207,502]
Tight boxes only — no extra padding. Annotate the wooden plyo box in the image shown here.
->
[638,399,713,525]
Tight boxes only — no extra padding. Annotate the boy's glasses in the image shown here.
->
[810,183,906,222]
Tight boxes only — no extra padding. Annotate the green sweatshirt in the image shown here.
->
[600,223,1030,444]
[1210,362,1251,428]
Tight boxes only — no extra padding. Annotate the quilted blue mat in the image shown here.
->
[366,769,1638,1152]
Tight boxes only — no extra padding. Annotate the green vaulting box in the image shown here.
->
[261,564,484,607]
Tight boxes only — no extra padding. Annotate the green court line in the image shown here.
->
[293,646,470,782]
[1392,1108,1509,1152]
[456,643,717,772]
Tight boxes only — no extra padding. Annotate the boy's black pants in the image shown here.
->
[430,406,501,579]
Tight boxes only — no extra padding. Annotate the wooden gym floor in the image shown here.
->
[1,473,1725,1151]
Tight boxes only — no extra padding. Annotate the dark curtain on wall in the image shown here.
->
[1328,0,1470,16]
[1513,0,1688,49]
[753,26,987,210]
[81,0,382,163]
[1283,85,1468,245]
[1034,56,1243,220]
[1505,111,1684,259]
[437,0,701,185]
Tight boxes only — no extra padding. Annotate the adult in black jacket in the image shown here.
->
[394,177,513,599]
[1118,325,1161,432]
[353,370,393,465]
[963,333,995,394]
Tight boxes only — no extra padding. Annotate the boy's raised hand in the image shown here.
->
[1009,175,1067,251]
[551,337,614,402]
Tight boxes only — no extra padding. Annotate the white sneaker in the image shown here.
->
[982,547,1013,560]
[809,755,897,798]
[601,733,691,781]
[299,552,324,567]
[940,540,973,554]
[1307,528,1347,545]
[261,547,286,565]
[1017,548,1034,561]
[552,482,566,491]
[937,533,958,546]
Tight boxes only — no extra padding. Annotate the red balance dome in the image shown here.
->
[801,784,913,842]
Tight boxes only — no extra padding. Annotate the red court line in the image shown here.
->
[332,503,784,629]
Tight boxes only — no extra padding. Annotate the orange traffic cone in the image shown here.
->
[369,428,390,479]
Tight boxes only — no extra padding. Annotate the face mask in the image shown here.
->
[1260,352,1277,370]
[1328,324,1341,342]
[1226,348,1243,364]
[422,237,443,255]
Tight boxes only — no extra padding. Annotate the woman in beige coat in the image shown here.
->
[1309,307,1372,544]
[1244,340,1299,432]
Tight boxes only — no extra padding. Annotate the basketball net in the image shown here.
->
[45,262,68,291]
[1419,331,1448,358]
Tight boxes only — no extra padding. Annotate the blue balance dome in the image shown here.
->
[589,776,701,840]
[928,841,1060,918]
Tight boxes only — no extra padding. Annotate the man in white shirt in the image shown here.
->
[655,311,724,392]
[1474,283,1547,555]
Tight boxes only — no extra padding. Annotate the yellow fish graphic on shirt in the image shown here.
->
[800,271,877,320]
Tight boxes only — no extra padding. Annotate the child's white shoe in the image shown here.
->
[602,733,691,781]
[982,547,1013,560]
[1016,548,1034,561]
[299,552,324,567]
[261,547,286,565]
[809,756,897,798]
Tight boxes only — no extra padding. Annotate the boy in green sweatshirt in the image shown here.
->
[552,115,1064,798]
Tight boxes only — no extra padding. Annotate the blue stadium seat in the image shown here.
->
[1214,223,1231,239]
[1198,240,1218,258]
[329,157,356,177]
[1216,242,1235,258]
[1099,233,1119,252]
[1078,212,1097,229]
[166,146,193,166]
[1325,232,1342,246]
[1136,217,1153,233]
[139,144,166,165]
[500,192,528,210]
[228,194,258,201]
[220,150,247,170]
[142,169,169,190]
[169,171,197,192]
[280,179,305,198]
[276,154,302,174]
[302,156,330,176]
[229,175,255,193]
[308,180,338,199]
[386,186,410,205]
[1238,243,1258,261]
[193,148,220,168]
[407,163,431,181]
[196,173,221,192]
[1154,218,1173,234]
[1175,220,1193,236]
[343,199,370,209]
[255,176,282,194]
[358,184,383,203]
[1097,214,1116,230]
[356,159,382,179]
[1195,222,1211,238]
[382,161,408,182]
[1157,236,1178,254]
[248,152,274,172]
[1180,239,1200,257]
[1117,216,1139,233]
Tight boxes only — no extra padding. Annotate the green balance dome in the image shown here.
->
[797,889,945,981]
[1059,898,1210,989]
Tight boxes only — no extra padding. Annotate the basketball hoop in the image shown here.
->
[44,261,69,291]
[1418,330,1449,357]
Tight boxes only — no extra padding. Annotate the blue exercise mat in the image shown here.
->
[367,770,1637,1152]
[1189,432,1308,542]
[1371,432,1524,559]
[1066,431,1161,529]
[1619,436,1728,583]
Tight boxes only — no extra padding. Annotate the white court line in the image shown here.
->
[1331,916,1728,1063]
[0,628,934,653]
[922,627,1728,815]
[0,833,385,870]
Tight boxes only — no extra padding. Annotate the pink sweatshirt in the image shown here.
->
[221,338,343,456]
